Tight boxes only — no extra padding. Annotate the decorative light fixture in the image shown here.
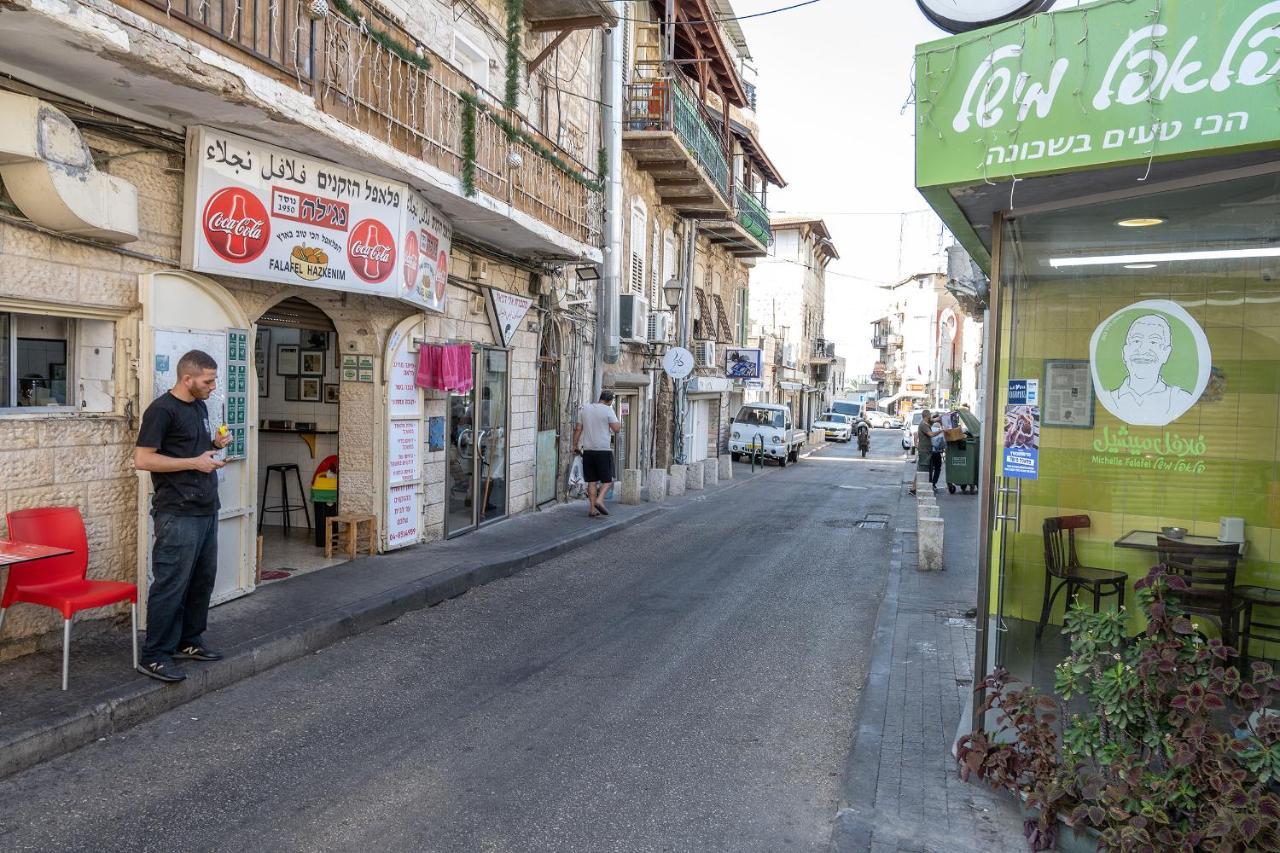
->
[1050,247,1280,268]
[662,276,683,310]
[1116,217,1166,227]
[574,265,599,282]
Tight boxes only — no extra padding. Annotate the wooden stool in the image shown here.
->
[325,514,378,559]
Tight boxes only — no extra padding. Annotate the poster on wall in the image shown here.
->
[1003,378,1039,479]
[724,347,762,379]
[386,330,419,419]
[1089,299,1210,427]
[1043,360,1093,428]
[183,126,451,313]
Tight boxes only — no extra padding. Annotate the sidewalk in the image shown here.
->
[833,463,1026,852]
[0,465,768,779]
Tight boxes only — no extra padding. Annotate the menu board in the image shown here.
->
[223,329,250,459]
[183,126,451,313]
[1043,360,1094,428]
[386,484,419,550]
[386,336,419,419]
[388,419,420,485]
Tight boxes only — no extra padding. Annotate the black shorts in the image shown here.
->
[581,450,615,484]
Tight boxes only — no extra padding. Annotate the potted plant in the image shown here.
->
[957,564,1280,851]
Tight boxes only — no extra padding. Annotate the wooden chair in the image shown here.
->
[1038,515,1127,640]
[325,514,378,560]
[1156,536,1246,649]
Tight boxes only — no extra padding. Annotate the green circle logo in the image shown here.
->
[1089,299,1210,427]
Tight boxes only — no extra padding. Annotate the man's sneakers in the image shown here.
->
[136,660,187,683]
[175,644,224,662]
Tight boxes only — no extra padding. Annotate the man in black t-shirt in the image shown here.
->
[134,350,231,683]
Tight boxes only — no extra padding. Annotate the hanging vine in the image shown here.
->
[505,0,524,110]
[328,0,431,72]
[461,94,478,197]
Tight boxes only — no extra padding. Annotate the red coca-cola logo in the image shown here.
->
[348,218,396,284]
[402,229,419,293]
[202,187,269,263]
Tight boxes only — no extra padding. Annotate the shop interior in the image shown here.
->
[990,170,1280,693]
[254,298,346,582]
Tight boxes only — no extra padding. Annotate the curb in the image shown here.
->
[0,505,663,780]
[831,482,909,852]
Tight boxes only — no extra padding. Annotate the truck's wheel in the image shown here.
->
[731,452,741,462]
[778,452,787,467]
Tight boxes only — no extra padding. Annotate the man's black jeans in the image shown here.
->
[142,513,218,665]
[929,451,943,487]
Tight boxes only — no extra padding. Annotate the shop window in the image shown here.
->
[0,313,114,413]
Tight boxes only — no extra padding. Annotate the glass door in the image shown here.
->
[445,347,509,537]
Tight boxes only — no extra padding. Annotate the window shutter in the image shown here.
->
[629,203,647,295]
[649,227,662,306]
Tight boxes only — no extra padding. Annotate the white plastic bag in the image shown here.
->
[567,453,585,495]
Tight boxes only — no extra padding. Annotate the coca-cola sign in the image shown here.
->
[347,219,396,283]
[184,126,451,312]
[202,187,269,263]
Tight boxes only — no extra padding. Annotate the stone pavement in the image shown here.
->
[0,464,773,780]
[832,462,1026,853]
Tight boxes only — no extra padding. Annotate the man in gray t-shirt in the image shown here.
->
[573,390,621,517]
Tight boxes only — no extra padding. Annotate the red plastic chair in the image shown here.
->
[0,507,137,690]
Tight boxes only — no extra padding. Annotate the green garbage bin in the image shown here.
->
[945,437,979,494]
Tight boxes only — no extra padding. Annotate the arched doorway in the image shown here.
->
[253,296,344,582]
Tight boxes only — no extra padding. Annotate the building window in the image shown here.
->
[0,313,113,412]
[734,288,747,346]
[629,200,647,295]
[453,33,490,90]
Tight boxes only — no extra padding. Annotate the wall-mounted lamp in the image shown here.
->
[575,265,600,281]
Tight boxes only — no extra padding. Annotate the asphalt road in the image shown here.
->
[0,431,907,853]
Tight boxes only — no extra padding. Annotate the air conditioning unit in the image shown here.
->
[647,311,673,344]
[618,293,650,343]
[694,341,716,368]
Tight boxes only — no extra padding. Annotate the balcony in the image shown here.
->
[624,76,732,217]
[702,184,770,256]
[523,0,618,30]
[811,339,836,363]
[872,334,889,350]
[89,0,601,249]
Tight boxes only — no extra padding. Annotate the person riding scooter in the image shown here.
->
[854,415,871,457]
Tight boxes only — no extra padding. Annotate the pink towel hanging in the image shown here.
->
[415,344,443,390]
[443,343,473,393]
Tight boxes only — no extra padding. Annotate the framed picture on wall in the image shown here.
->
[332,332,342,368]
[1043,359,1095,428]
[300,350,325,376]
[276,345,300,376]
[300,377,322,402]
[255,328,270,397]
[323,383,339,404]
[283,377,300,401]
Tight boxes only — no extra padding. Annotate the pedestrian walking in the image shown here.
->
[133,350,230,683]
[909,410,944,495]
[572,390,621,518]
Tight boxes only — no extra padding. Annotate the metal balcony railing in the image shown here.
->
[133,0,601,247]
[813,339,836,360]
[625,76,731,201]
[735,186,770,247]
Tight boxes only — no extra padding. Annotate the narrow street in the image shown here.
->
[0,434,907,853]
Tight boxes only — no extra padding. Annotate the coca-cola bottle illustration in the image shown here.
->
[225,192,252,260]
[358,221,381,279]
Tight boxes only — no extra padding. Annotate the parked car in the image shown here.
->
[729,403,806,466]
[865,410,901,429]
[902,411,924,452]
[813,411,853,442]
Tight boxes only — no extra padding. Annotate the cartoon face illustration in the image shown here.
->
[1121,315,1173,384]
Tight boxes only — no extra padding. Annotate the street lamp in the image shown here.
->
[662,276,682,311]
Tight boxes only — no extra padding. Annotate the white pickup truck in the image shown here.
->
[728,403,806,466]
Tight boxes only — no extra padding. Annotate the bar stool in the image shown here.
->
[325,514,377,559]
[259,463,312,533]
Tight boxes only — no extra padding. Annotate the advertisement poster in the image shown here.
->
[183,126,451,313]
[724,347,763,379]
[1003,404,1040,480]
[1043,359,1094,428]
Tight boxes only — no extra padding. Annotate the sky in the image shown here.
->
[736,0,1091,380]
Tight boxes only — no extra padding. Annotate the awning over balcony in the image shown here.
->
[524,0,619,31]
[648,0,750,108]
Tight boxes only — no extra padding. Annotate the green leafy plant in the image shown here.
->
[957,565,1280,851]
[460,94,477,197]
[329,0,431,72]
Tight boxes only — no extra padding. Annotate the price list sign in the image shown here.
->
[224,328,250,459]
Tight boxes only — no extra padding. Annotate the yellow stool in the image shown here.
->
[325,514,378,559]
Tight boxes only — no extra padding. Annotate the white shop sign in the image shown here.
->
[386,483,420,549]
[486,288,533,348]
[388,419,420,485]
[182,126,451,313]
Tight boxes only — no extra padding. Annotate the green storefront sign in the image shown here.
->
[916,0,1280,189]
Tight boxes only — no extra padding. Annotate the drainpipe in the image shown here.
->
[596,22,624,397]
[672,218,697,464]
